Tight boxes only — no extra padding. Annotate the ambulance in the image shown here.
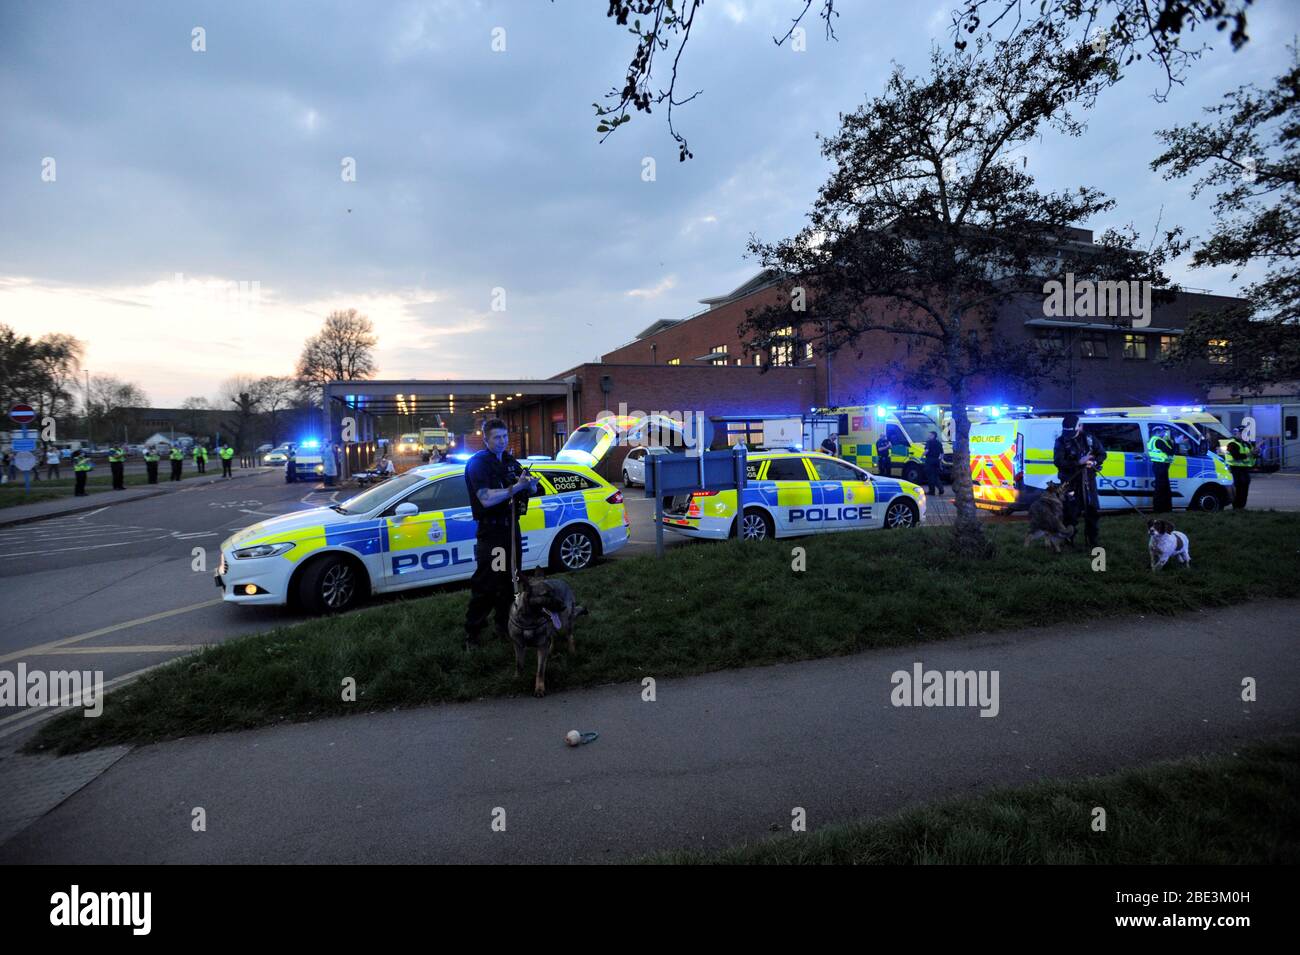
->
[968,413,1235,514]
[820,405,950,483]
[661,450,926,541]
[216,460,629,614]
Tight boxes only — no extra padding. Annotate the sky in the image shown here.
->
[2,0,1297,407]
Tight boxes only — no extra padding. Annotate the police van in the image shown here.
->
[820,405,950,483]
[216,460,629,613]
[968,413,1234,514]
[661,450,926,541]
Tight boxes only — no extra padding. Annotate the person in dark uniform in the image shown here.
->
[875,433,892,477]
[819,434,838,457]
[1147,424,1174,514]
[1225,426,1257,509]
[463,418,539,650]
[1053,414,1107,548]
[924,430,944,497]
[107,444,126,490]
[144,445,160,484]
[73,450,92,496]
[284,448,297,483]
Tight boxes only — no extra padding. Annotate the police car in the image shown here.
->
[661,450,926,540]
[215,459,630,613]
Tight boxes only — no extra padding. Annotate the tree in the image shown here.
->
[218,375,265,453]
[0,324,45,414]
[257,375,298,445]
[29,333,85,424]
[588,0,1253,159]
[85,376,149,444]
[1151,48,1300,389]
[739,26,1183,555]
[296,309,378,407]
[177,396,213,441]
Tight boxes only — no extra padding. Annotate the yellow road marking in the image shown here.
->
[0,599,222,664]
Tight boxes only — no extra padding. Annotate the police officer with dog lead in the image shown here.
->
[463,418,538,650]
[1147,424,1174,514]
[1054,413,1107,548]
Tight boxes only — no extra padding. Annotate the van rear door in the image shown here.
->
[969,421,1018,509]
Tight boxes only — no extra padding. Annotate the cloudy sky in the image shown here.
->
[2,0,1295,407]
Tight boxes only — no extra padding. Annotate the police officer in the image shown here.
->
[219,442,235,478]
[1053,413,1108,548]
[1225,426,1257,509]
[169,444,184,481]
[1147,424,1174,514]
[107,443,126,490]
[875,433,893,477]
[284,447,296,483]
[463,418,539,650]
[193,443,207,474]
[144,445,160,484]
[73,450,93,496]
[819,434,839,457]
[924,429,944,497]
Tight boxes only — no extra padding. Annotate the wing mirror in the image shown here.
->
[394,502,419,518]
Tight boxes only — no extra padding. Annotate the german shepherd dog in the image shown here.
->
[1024,481,1076,553]
[507,573,586,697]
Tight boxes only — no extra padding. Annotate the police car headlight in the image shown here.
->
[232,542,296,560]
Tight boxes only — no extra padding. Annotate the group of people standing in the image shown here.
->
[67,441,239,496]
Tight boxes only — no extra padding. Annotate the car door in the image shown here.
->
[624,447,645,485]
[808,456,877,530]
[763,455,815,535]
[382,476,477,588]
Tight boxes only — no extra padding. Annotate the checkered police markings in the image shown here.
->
[0,519,219,559]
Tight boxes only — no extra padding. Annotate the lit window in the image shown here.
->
[804,342,814,360]
[1122,335,1147,360]
[1208,339,1230,364]
[1080,332,1108,359]
[710,344,728,366]
[1157,335,1175,356]
[667,358,681,366]
[770,326,796,367]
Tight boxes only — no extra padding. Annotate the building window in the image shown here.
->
[1122,334,1147,360]
[709,344,728,366]
[804,342,814,361]
[1034,328,1067,354]
[725,421,764,449]
[1157,334,1175,357]
[753,354,762,366]
[1208,339,1230,364]
[1079,332,1108,359]
[770,326,796,367]
[667,358,681,366]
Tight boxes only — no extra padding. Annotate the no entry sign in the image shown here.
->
[9,403,36,426]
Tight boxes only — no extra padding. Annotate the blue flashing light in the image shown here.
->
[988,407,1001,417]
[1084,408,1099,415]
[450,452,472,462]
[299,439,321,449]
[1182,405,1203,413]
[877,406,888,415]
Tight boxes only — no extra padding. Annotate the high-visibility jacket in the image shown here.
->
[74,457,93,472]
[193,446,207,460]
[1226,439,1256,468]
[220,447,234,460]
[144,451,159,462]
[1147,434,1172,464]
[170,448,184,461]
[108,447,125,463]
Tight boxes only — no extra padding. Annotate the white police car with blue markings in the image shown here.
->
[216,460,629,613]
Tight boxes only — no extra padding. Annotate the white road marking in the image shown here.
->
[39,644,199,654]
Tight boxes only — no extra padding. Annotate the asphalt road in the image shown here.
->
[2,601,1295,863]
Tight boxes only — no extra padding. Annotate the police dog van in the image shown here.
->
[822,405,950,483]
[662,450,926,540]
[968,413,1234,514]
[217,461,629,613]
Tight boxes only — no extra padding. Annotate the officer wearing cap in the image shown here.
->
[73,449,93,496]
[1147,424,1174,514]
[1225,426,1257,509]
[107,443,126,490]
[463,418,538,650]
[1053,413,1107,548]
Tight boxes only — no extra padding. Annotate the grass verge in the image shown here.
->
[641,737,1300,863]
[27,509,1300,755]
[0,468,250,508]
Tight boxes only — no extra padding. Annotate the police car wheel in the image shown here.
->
[550,526,598,572]
[884,499,919,529]
[1192,486,1226,512]
[738,509,773,541]
[298,555,361,614]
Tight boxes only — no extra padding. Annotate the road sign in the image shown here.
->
[14,451,36,471]
[9,404,36,425]
[12,438,36,452]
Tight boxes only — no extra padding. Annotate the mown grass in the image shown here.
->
[642,737,1300,864]
[27,509,1300,754]
[0,468,239,508]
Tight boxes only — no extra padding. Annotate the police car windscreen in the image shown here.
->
[898,414,938,443]
[336,473,425,514]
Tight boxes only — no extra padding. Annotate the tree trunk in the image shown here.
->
[946,375,994,558]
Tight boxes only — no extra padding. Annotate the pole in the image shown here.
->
[653,455,664,559]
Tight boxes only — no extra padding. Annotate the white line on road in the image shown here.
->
[38,645,199,654]
[0,599,224,664]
